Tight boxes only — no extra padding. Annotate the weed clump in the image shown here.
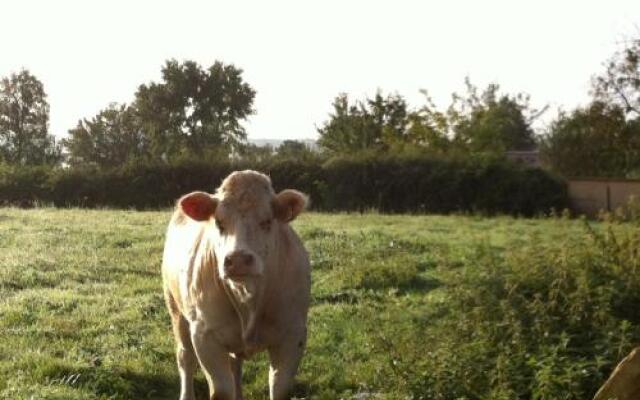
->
[366,220,640,399]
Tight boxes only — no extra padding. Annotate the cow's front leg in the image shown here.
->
[268,331,306,400]
[165,290,197,400]
[230,353,245,400]
[191,323,235,400]
[174,315,197,400]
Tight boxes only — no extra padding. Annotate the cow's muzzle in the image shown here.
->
[223,250,260,279]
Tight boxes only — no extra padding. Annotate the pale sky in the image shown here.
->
[1,0,639,141]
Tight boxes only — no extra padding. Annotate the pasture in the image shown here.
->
[0,208,639,399]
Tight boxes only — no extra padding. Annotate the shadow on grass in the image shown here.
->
[46,364,315,399]
[396,275,442,295]
[313,291,362,305]
[291,380,312,398]
[43,364,209,400]
[313,276,442,305]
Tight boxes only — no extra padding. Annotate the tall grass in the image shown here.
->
[364,219,640,399]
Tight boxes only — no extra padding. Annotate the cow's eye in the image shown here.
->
[215,219,225,233]
[259,219,272,231]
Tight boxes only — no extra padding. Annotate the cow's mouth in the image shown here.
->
[223,263,262,280]
[225,270,256,280]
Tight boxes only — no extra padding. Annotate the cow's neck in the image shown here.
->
[223,277,265,353]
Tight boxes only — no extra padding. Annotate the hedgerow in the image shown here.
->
[0,155,567,215]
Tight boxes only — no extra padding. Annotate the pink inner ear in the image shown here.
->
[180,193,215,221]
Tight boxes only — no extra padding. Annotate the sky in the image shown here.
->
[1,0,639,141]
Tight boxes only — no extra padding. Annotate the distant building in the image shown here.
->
[505,150,541,168]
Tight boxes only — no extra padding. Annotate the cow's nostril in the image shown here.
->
[243,253,254,266]
[224,252,254,268]
[223,251,256,278]
[224,255,233,267]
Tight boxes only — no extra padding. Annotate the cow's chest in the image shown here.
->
[191,279,267,356]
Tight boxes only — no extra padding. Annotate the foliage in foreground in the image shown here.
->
[0,210,638,399]
[363,218,640,399]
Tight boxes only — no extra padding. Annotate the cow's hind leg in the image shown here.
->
[268,331,306,400]
[191,324,236,400]
[165,290,197,400]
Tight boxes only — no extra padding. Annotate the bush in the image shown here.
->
[0,155,568,215]
[321,153,567,215]
[366,220,640,399]
[0,164,52,206]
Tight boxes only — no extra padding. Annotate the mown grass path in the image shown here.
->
[0,209,636,399]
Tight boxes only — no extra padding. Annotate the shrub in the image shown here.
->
[365,220,640,399]
[49,167,110,207]
[0,155,568,215]
[0,164,52,206]
[321,153,567,215]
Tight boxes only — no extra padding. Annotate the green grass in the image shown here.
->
[0,209,638,399]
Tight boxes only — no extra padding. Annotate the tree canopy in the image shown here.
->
[133,60,255,161]
[62,103,145,168]
[543,36,640,178]
[593,37,640,116]
[446,80,541,154]
[5,45,638,179]
[317,81,541,157]
[541,102,640,178]
[275,140,317,160]
[61,60,256,166]
[0,70,60,165]
[317,92,410,154]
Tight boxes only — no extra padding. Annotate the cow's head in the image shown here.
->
[178,170,307,281]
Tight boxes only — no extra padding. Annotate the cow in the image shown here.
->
[162,170,311,400]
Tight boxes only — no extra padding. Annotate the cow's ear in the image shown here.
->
[179,191,218,221]
[274,189,308,223]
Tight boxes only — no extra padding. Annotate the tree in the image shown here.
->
[317,92,409,154]
[0,70,61,165]
[316,94,366,154]
[133,60,255,161]
[447,79,542,154]
[317,83,541,157]
[543,35,640,178]
[540,101,640,177]
[368,92,409,145]
[383,92,451,154]
[236,143,274,162]
[275,140,316,160]
[593,36,640,116]
[62,103,146,168]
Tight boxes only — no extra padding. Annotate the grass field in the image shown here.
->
[0,208,639,399]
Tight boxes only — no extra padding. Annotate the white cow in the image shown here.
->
[162,170,311,400]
